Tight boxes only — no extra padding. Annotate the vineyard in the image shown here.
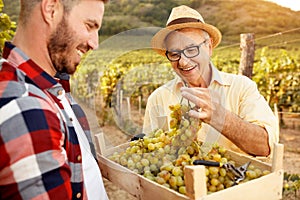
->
[71,30,300,199]
[1,0,300,198]
[72,32,300,129]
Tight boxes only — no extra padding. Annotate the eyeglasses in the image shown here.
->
[165,40,207,62]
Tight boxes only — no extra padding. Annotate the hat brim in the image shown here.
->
[151,22,222,56]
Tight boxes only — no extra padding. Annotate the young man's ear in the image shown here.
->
[41,0,63,25]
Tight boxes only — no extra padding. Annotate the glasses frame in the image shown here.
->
[165,39,207,62]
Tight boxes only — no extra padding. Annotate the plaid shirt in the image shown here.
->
[0,42,97,199]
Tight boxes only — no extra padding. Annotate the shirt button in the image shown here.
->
[57,90,63,96]
[77,155,81,161]
[70,117,73,122]
[76,193,81,199]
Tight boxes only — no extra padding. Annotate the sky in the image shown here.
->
[267,0,300,11]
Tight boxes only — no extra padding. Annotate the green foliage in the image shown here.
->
[98,0,300,38]
[73,45,300,129]
[212,45,300,113]
[96,49,171,107]
[253,48,300,112]
[3,0,300,41]
[283,172,300,197]
[0,0,16,54]
[2,0,19,23]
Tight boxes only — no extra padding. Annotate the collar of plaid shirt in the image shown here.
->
[2,41,98,158]
[1,41,100,199]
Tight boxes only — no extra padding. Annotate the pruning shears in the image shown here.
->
[193,160,251,184]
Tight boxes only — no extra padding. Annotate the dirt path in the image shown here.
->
[78,99,300,200]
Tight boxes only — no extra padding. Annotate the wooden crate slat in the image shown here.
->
[198,169,283,200]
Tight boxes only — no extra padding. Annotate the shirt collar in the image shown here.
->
[2,42,65,92]
[210,63,231,86]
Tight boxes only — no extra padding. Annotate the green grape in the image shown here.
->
[159,132,167,142]
[208,185,217,192]
[219,168,227,177]
[254,168,262,177]
[147,143,155,151]
[180,133,188,141]
[213,154,222,162]
[169,118,178,129]
[158,170,171,181]
[246,170,257,179]
[176,176,184,187]
[152,137,159,144]
[155,176,166,185]
[109,103,271,196]
[220,157,228,164]
[169,176,177,188]
[247,164,256,171]
[141,158,150,167]
[145,175,155,181]
[208,166,219,175]
[178,186,186,194]
[184,128,193,138]
[120,156,128,166]
[149,156,159,165]
[224,179,235,188]
[143,170,152,177]
[127,159,135,169]
[182,118,190,127]
[218,146,227,155]
[136,162,143,171]
[209,173,219,179]
[164,144,171,154]
[144,166,151,172]
[143,137,151,146]
[150,164,158,173]
[217,183,224,191]
[131,153,142,162]
[218,176,225,184]
[154,129,164,138]
[172,166,183,176]
[205,168,210,176]
[156,147,165,155]
[210,178,220,186]
[177,147,186,155]
[160,162,174,172]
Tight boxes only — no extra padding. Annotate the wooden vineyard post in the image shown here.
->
[126,97,131,120]
[138,96,142,114]
[239,33,255,79]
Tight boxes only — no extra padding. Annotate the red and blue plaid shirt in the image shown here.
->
[0,42,96,199]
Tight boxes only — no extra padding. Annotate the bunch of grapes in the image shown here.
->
[108,103,270,195]
[283,173,300,195]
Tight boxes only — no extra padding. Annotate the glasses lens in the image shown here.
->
[166,51,181,61]
[183,46,199,58]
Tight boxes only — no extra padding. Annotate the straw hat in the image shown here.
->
[151,5,222,56]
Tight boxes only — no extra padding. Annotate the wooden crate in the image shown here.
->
[95,132,284,200]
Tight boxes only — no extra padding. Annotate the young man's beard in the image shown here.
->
[47,16,77,75]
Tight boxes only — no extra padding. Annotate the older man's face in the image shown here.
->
[165,28,213,87]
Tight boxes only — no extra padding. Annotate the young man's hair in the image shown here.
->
[19,0,108,25]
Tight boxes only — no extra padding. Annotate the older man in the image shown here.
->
[143,5,278,157]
